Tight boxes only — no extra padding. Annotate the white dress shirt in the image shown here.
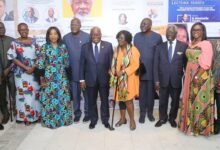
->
[167,39,177,59]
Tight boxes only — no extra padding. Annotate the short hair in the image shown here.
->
[190,22,207,41]
[166,24,178,34]
[69,0,93,5]
[116,30,132,45]
[17,23,28,30]
[141,18,152,26]
[70,17,81,26]
[46,26,62,44]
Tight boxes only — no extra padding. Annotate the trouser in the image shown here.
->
[71,81,89,118]
[139,80,154,116]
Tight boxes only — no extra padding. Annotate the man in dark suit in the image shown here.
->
[80,27,113,129]
[134,18,163,123]
[0,22,15,129]
[154,24,187,128]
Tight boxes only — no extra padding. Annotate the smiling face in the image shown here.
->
[191,24,203,40]
[117,33,127,47]
[166,26,177,42]
[18,24,29,38]
[91,27,101,44]
[49,28,59,44]
[71,0,93,17]
[70,18,81,34]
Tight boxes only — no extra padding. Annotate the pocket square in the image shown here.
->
[177,52,183,55]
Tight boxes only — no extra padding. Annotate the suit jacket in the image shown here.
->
[79,41,113,87]
[4,13,13,21]
[24,16,38,23]
[63,31,90,82]
[154,40,188,88]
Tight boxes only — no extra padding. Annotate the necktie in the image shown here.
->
[94,44,99,62]
[168,41,173,63]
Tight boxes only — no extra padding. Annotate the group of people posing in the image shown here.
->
[0,17,220,136]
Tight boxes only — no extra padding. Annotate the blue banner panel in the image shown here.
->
[169,0,220,22]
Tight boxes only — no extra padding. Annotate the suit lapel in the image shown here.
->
[89,42,96,63]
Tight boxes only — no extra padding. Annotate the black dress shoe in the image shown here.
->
[83,116,90,123]
[155,120,166,127]
[2,113,10,124]
[169,119,177,128]
[89,123,96,129]
[148,115,155,122]
[0,124,4,130]
[73,116,80,123]
[139,115,145,123]
[103,122,110,129]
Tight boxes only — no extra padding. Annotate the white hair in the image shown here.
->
[68,0,93,5]
[167,24,178,33]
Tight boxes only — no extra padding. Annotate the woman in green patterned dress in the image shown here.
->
[178,22,214,136]
[35,27,73,129]
[212,39,220,134]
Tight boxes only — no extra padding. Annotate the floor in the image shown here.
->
[0,101,220,150]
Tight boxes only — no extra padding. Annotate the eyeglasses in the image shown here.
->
[192,28,202,32]
[117,37,125,41]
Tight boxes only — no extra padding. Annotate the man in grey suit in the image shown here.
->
[134,18,163,123]
[154,25,187,128]
[80,27,113,129]
[63,18,90,123]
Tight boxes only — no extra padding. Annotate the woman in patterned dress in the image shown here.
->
[7,23,40,125]
[178,22,214,136]
[212,39,220,134]
[35,26,73,129]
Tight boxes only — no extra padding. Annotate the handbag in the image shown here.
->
[135,60,146,76]
[33,68,45,84]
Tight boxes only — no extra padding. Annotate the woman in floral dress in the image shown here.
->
[178,22,214,136]
[7,23,40,125]
[35,26,73,129]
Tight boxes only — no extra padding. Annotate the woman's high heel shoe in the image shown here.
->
[115,119,127,127]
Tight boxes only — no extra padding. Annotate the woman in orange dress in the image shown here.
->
[178,22,214,136]
[110,30,140,130]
